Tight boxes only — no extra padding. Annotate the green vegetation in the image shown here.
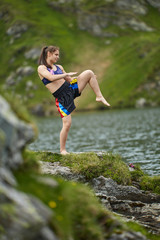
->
[140,175,160,195]
[125,221,160,240]
[31,151,131,184]
[0,0,160,114]
[14,149,160,240]
[24,149,160,195]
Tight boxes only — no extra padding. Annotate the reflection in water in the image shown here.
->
[29,108,160,176]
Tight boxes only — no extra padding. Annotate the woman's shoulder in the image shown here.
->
[37,64,47,72]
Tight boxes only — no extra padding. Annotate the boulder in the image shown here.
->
[0,183,57,240]
[24,48,41,60]
[146,0,160,8]
[16,66,34,77]
[116,0,147,15]
[0,95,58,240]
[135,98,147,108]
[6,23,28,39]
[0,95,34,169]
[92,176,160,234]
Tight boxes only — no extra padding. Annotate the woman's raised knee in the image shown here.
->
[85,69,94,77]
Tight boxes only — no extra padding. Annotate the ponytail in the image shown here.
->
[38,45,59,68]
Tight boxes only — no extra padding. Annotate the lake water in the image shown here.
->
[29,107,160,176]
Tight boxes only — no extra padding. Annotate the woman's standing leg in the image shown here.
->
[60,115,72,154]
[77,70,110,106]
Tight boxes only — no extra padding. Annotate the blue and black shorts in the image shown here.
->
[52,78,81,118]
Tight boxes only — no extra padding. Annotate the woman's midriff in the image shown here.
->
[45,78,65,93]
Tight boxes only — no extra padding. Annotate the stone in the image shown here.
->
[6,23,28,39]
[5,72,16,86]
[40,160,86,182]
[16,66,34,77]
[0,168,17,186]
[0,183,58,240]
[36,176,59,187]
[126,18,153,32]
[91,176,160,234]
[116,0,147,15]
[0,96,58,240]
[24,48,41,60]
[91,176,160,203]
[30,104,45,116]
[108,231,148,240]
[146,0,160,8]
[135,98,147,108]
[0,95,34,169]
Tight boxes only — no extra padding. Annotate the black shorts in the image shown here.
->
[52,79,81,118]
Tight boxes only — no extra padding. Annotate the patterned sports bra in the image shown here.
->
[42,65,63,85]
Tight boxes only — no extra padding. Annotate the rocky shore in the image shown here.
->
[40,160,160,235]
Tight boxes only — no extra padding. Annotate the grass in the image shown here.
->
[24,149,160,195]
[140,175,160,195]
[33,151,131,185]
[125,221,160,240]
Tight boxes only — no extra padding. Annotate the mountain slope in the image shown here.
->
[0,0,160,115]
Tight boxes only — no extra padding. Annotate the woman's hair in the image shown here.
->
[38,45,59,68]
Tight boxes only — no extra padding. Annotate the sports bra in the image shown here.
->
[42,65,63,85]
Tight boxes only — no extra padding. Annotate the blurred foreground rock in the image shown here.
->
[0,95,58,240]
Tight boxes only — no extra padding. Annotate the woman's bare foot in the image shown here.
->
[96,96,110,106]
[60,150,69,155]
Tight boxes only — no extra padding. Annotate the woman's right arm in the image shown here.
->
[37,65,77,81]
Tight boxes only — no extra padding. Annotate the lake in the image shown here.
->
[29,107,160,176]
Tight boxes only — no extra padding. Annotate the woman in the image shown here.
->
[38,45,110,155]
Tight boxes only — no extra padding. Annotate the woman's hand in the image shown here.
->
[66,72,78,76]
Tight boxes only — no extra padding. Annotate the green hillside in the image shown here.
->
[0,0,160,115]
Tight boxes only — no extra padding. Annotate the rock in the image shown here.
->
[5,66,35,87]
[0,183,57,240]
[26,80,33,89]
[30,104,45,116]
[40,161,85,182]
[16,66,34,77]
[146,0,160,8]
[0,95,58,240]
[0,168,17,187]
[91,176,160,203]
[135,98,147,108]
[0,95,34,169]
[108,231,148,240]
[105,40,112,45]
[125,18,153,32]
[36,176,59,187]
[5,72,16,86]
[49,0,154,38]
[91,176,160,234]
[6,23,28,39]
[116,0,147,15]
[24,48,41,60]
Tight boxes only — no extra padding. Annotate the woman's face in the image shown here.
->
[51,50,60,63]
